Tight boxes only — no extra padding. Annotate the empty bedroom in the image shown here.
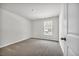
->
[0,3,63,56]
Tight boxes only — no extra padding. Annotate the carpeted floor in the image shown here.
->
[0,38,63,56]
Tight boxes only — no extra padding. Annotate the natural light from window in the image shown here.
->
[44,20,52,35]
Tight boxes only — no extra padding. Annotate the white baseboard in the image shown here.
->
[0,37,31,48]
[31,37,59,42]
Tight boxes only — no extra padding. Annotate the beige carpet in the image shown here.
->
[0,38,63,56]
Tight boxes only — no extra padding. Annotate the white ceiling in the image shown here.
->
[1,3,62,20]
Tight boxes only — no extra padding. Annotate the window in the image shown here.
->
[44,20,52,35]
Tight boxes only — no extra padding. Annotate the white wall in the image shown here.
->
[32,16,59,41]
[0,8,32,48]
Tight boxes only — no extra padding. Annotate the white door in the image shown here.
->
[64,3,79,56]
